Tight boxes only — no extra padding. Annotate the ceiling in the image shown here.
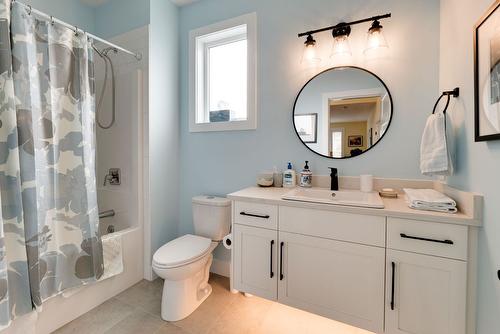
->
[330,102,376,123]
[80,0,198,7]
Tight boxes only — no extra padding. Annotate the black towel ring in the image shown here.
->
[432,87,460,115]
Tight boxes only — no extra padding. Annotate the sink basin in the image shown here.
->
[282,187,385,209]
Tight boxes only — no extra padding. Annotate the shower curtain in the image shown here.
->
[0,1,103,328]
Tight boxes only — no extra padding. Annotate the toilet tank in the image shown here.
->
[192,196,231,241]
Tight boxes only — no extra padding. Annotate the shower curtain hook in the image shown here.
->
[74,26,79,36]
[27,5,32,15]
[50,16,54,26]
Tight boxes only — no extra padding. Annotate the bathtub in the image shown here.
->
[4,222,144,334]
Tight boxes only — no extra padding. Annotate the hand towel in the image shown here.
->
[100,233,124,281]
[403,188,457,213]
[420,113,454,176]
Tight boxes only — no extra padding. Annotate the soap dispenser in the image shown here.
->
[299,161,312,188]
[283,162,296,188]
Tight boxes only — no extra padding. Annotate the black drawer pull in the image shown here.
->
[400,233,454,245]
[280,242,284,281]
[270,240,274,278]
[240,212,270,219]
[390,262,395,310]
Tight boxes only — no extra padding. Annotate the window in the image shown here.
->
[331,128,344,158]
[189,13,257,132]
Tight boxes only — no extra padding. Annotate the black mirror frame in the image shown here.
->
[292,65,394,160]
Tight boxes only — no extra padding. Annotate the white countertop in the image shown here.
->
[227,187,481,226]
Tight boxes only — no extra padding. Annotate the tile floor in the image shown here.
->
[54,274,372,334]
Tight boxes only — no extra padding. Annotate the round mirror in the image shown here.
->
[293,66,393,159]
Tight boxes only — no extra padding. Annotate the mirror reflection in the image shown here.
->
[293,67,392,159]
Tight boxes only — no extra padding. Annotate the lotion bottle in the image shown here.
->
[283,162,296,188]
[299,161,312,187]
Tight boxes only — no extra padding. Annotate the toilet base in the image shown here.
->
[160,254,213,321]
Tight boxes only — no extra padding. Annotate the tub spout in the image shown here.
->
[99,209,115,219]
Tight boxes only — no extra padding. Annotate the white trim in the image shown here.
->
[189,12,258,132]
[322,88,386,102]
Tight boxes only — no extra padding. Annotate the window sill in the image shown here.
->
[189,119,257,133]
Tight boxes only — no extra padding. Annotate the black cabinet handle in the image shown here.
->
[390,261,395,311]
[270,240,274,278]
[280,242,284,281]
[400,233,454,245]
[239,212,270,219]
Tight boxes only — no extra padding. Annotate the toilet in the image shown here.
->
[152,196,231,321]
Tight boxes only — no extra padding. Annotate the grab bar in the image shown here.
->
[99,209,115,219]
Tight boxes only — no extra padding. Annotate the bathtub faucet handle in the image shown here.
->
[103,168,121,186]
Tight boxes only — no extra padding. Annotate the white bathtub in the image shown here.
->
[4,224,144,334]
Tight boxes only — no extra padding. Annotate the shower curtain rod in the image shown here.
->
[11,0,143,61]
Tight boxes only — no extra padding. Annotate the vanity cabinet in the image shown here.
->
[385,218,468,334]
[229,188,480,334]
[278,231,385,333]
[233,224,278,300]
[232,202,387,333]
[385,250,467,334]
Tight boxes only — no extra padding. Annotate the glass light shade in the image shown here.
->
[330,35,352,57]
[364,27,388,53]
[301,43,321,64]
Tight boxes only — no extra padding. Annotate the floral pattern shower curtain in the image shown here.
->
[0,0,103,328]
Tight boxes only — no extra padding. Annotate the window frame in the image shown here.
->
[189,13,257,132]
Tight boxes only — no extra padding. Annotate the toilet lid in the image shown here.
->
[153,234,212,268]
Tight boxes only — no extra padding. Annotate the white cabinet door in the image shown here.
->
[386,250,467,334]
[233,224,278,300]
[278,231,385,334]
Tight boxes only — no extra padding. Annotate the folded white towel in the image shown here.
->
[420,113,454,176]
[403,188,457,213]
[100,233,124,281]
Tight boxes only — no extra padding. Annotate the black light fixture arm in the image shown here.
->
[297,13,392,38]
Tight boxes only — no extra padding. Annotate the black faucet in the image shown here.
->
[329,167,339,191]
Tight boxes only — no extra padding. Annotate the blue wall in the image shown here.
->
[149,0,180,256]
[23,0,95,33]
[440,0,500,332]
[23,0,150,39]
[178,0,440,261]
[94,0,150,38]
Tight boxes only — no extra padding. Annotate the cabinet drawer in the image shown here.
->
[279,206,386,247]
[387,218,468,261]
[234,201,278,230]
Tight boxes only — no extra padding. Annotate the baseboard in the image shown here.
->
[210,258,230,277]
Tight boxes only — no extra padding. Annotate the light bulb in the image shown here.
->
[330,35,352,57]
[364,20,388,54]
[301,35,321,64]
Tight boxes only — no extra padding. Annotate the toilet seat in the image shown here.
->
[153,234,212,269]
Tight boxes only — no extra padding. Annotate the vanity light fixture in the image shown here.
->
[298,13,391,62]
[301,34,321,64]
[364,20,388,53]
[330,24,352,57]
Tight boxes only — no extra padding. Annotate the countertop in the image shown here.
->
[227,187,481,226]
